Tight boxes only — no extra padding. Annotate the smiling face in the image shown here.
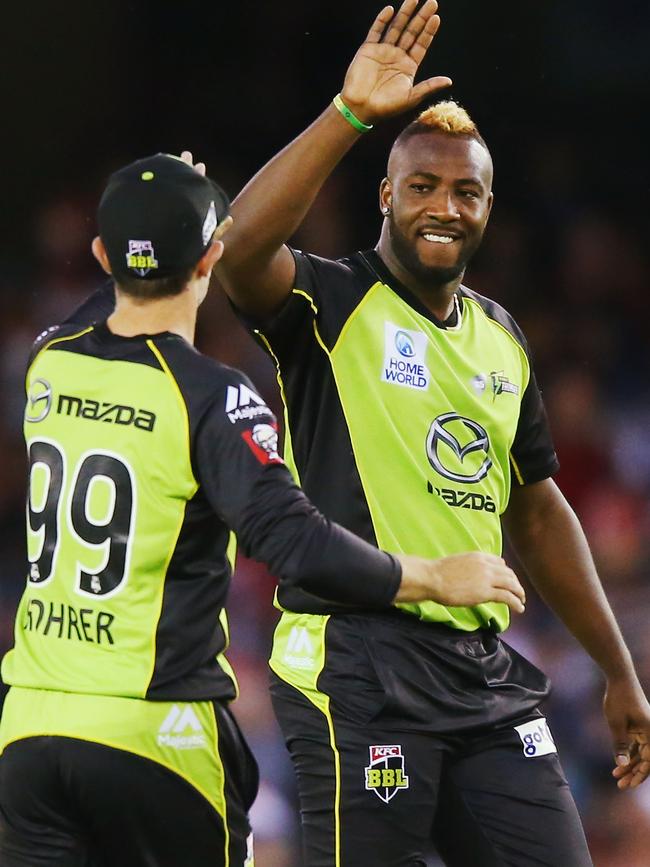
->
[380,131,494,286]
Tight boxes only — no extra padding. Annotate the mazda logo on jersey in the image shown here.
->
[25,378,53,423]
[425,412,492,483]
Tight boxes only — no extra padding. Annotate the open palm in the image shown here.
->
[341,0,452,122]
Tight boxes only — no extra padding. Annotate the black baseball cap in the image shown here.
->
[97,153,230,282]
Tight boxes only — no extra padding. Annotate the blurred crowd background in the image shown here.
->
[1,1,649,864]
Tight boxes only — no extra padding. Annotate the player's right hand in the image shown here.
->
[394,552,526,613]
[340,0,452,125]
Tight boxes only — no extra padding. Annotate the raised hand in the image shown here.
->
[341,0,452,124]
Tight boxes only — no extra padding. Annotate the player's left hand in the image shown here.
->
[604,679,650,789]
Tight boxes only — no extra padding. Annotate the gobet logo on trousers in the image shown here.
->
[514,718,557,758]
[364,745,410,803]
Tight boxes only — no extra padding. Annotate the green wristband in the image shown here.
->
[333,93,373,133]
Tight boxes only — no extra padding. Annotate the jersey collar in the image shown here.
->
[360,250,464,330]
[94,320,186,344]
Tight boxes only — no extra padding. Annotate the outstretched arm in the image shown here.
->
[216,0,451,317]
[503,478,650,790]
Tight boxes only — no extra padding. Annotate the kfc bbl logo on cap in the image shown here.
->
[126,240,159,276]
[364,745,410,803]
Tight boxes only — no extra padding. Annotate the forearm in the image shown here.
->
[505,482,636,682]
[238,470,527,612]
[217,103,363,314]
[237,467,400,608]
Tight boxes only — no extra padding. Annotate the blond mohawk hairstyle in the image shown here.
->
[390,99,489,157]
[416,101,477,135]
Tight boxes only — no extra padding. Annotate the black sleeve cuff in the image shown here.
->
[511,455,560,486]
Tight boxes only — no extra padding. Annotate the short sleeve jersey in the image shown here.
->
[2,321,287,702]
[244,249,559,632]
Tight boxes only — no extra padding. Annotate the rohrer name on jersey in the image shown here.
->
[23,598,115,645]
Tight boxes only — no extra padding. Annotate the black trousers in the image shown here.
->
[0,701,258,867]
[271,613,593,867]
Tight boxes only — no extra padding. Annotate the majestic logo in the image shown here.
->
[241,422,283,466]
[282,626,315,670]
[395,330,415,358]
[225,383,270,424]
[56,394,156,432]
[514,718,557,758]
[364,745,410,803]
[490,370,519,397]
[382,322,430,391]
[425,412,492,484]
[158,705,206,750]
[427,482,496,513]
[25,378,53,423]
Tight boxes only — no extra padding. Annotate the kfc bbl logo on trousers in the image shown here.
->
[364,745,410,803]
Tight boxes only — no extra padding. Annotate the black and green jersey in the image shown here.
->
[245,250,559,633]
[1,287,401,704]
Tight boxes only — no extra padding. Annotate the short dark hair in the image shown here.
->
[115,266,194,300]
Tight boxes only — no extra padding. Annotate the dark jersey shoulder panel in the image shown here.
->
[27,283,118,371]
[459,285,559,485]
[247,248,377,360]
[233,251,382,559]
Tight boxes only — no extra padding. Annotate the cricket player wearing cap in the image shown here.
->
[0,152,527,866]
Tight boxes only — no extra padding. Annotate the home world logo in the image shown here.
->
[381,322,430,391]
[158,705,206,750]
